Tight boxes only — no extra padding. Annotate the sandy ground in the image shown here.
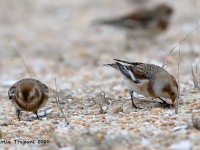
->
[0,0,200,149]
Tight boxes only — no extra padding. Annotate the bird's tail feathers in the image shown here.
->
[114,59,133,64]
[114,59,141,65]
[92,18,126,27]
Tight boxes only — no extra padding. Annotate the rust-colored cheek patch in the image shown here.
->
[158,21,168,30]
[162,84,171,93]
[171,96,176,103]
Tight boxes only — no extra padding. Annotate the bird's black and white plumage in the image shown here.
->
[104,59,178,109]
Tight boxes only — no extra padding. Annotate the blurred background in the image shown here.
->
[0,0,200,93]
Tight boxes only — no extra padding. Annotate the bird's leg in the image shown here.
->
[15,109,21,121]
[130,91,141,109]
[34,111,40,120]
[44,108,47,117]
[158,98,171,108]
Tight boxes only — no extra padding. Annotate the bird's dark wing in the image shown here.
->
[8,83,18,100]
[122,10,154,22]
[94,9,155,29]
[34,79,49,94]
[114,59,166,80]
[115,62,140,84]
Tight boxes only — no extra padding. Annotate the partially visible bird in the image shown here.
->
[95,4,173,49]
[104,59,178,109]
[8,78,49,121]
[95,4,173,38]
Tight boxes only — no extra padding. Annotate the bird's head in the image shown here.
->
[155,4,173,18]
[161,75,178,103]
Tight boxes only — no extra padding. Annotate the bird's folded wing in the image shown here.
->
[123,11,154,22]
[116,62,140,84]
[8,81,19,99]
[35,79,49,93]
[114,59,162,79]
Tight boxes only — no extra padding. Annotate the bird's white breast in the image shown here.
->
[125,79,150,97]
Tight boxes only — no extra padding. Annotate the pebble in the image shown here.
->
[150,108,162,114]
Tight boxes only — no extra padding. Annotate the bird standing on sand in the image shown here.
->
[8,78,49,121]
[104,59,178,109]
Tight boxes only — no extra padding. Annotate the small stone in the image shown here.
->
[120,123,126,129]
[112,105,123,114]
[95,133,104,142]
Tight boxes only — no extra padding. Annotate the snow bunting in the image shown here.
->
[104,59,178,109]
[95,4,173,38]
[8,78,49,121]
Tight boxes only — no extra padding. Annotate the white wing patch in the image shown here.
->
[128,70,136,81]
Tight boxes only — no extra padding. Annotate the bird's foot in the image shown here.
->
[158,101,171,108]
[34,112,40,120]
[132,104,142,109]
[158,98,171,108]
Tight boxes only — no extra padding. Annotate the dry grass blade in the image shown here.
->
[99,91,110,105]
[162,24,200,68]
[192,114,200,130]
[54,78,69,125]
[97,91,105,114]
[98,101,104,114]
[162,47,176,68]
[191,64,200,92]
[180,81,194,87]
[174,24,200,114]
[175,43,181,114]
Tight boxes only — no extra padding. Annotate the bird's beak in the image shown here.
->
[171,96,176,103]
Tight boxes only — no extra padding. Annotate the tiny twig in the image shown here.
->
[162,24,200,68]
[180,81,194,87]
[98,100,104,114]
[162,47,176,68]
[175,43,181,114]
[54,78,69,125]
[173,24,200,114]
